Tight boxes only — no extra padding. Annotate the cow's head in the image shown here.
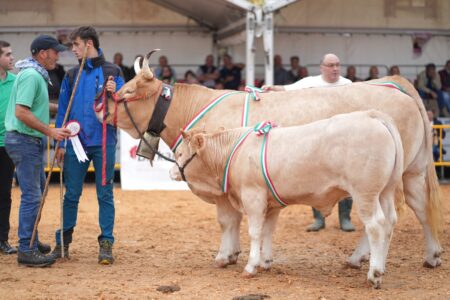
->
[169,129,224,196]
[95,49,163,139]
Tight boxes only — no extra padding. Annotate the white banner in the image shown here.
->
[119,130,189,190]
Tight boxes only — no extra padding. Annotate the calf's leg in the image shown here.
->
[260,208,281,270]
[214,197,242,267]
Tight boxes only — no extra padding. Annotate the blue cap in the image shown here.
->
[30,35,68,55]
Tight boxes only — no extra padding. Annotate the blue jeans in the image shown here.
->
[419,89,447,113]
[5,131,46,252]
[55,145,116,245]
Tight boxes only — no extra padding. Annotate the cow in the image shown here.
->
[169,110,403,288]
[95,50,443,269]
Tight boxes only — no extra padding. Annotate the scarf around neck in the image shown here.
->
[15,57,52,85]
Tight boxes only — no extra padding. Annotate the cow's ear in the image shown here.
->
[191,134,205,151]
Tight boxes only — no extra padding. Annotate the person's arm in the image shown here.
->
[261,85,286,92]
[15,105,70,141]
[49,103,58,114]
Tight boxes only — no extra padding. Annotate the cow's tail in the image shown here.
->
[389,75,443,240]
[369,110,405,214]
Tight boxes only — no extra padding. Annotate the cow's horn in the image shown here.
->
[133,55,143,74]
[142,49,160,80]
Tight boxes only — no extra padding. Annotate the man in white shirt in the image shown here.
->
[263,53,355,232]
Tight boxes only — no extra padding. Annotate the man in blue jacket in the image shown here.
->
[52,26,124,265]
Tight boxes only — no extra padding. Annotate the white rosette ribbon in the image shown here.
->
[65,121,88,163]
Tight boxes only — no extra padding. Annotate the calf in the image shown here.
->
[170,110,404,288]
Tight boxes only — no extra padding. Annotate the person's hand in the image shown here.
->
[56,148,66,166]
[261,85,285,92]
[430,91,438,99]
[50,127,71,141]
[105,76,117,93]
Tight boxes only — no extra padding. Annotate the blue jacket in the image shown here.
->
[56,49,124,148]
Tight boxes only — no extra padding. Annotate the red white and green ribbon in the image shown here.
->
[221,128,253,193]
[257,121,288,207]
[242,85,265,127]
[366,81,406,94]
[170,91,242,151]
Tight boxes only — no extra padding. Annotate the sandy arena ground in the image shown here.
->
[0,183,449,299]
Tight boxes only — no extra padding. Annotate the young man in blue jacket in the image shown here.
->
[52,26,124,265]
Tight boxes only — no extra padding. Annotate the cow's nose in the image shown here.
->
[169,166,181,181]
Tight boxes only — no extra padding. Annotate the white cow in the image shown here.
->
[170,110,404,289]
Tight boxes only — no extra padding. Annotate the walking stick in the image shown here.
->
[30,46,88,248]
[59,160,64,258]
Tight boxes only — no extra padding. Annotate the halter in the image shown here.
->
[176,152,197,182]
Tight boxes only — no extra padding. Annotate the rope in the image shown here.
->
[30,46,88,248]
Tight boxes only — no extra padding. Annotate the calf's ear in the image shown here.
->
[191,134,205,152]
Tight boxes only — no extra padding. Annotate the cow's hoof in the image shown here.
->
[228,252,240,265]
[423,258,441,268]
[260,259,273,270]
[241,271,255,279]
[368,270,383,289]
[215,258,229,268]
[346,255,368,269]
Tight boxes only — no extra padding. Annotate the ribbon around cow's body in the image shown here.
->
[65,121,88,163]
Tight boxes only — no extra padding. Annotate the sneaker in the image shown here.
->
[0,240,18,255]
[18,249,55,267]
[51,244,69,259]
[37,241,51,254]
[98,240,114,265]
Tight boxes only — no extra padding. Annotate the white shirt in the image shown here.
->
[284,75,352,91]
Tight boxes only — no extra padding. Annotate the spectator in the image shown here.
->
[262,53,354,232]
[417,63,446,117]
[389,65,401,76]
[219,54,243,90]
[365,65,379,81]
[0,40,17,255]
[299,66,309,79]
[52,26,125,265]
[287,55,302,83]
[113,52,132,82]
[155,55,176,81]
[345,65,362,82]
[273,54,289,85]
[161,66,176,85]
[427,109,446,161]
[47,63,65,117]
[4,35,71,267]
[439,60,450,114]
[197,54,219,88]
[184,70,199,84]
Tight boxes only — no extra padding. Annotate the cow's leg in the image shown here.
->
[214,197,243,268]
[347,233,370,269]
[355,195,386,289]
[379,190,398,268]
[242,191,267,278]
[260,207,281,270]
[403,173,442,268]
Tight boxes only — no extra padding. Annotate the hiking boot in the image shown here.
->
[51,244,69,259]
[339,198,355,232]
[18,249,55,267]
[306,208,325,232]
[37,241,51,254]
[98,240,114,265]
[0,240,17,255]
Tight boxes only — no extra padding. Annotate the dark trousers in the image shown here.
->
[0,147,15,241]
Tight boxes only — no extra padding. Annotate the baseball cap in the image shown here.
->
[30,35,68,55]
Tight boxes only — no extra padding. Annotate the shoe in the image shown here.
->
[0,240,18,255]
[98,240,114,265]
[306,208,325,232]
[51,244,69,259]
[18,249,55,267]
[37,241,51,254]
[339,198,355,232]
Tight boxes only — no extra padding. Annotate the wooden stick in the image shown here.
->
[30,46,88,248]
[60,160,64,258]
